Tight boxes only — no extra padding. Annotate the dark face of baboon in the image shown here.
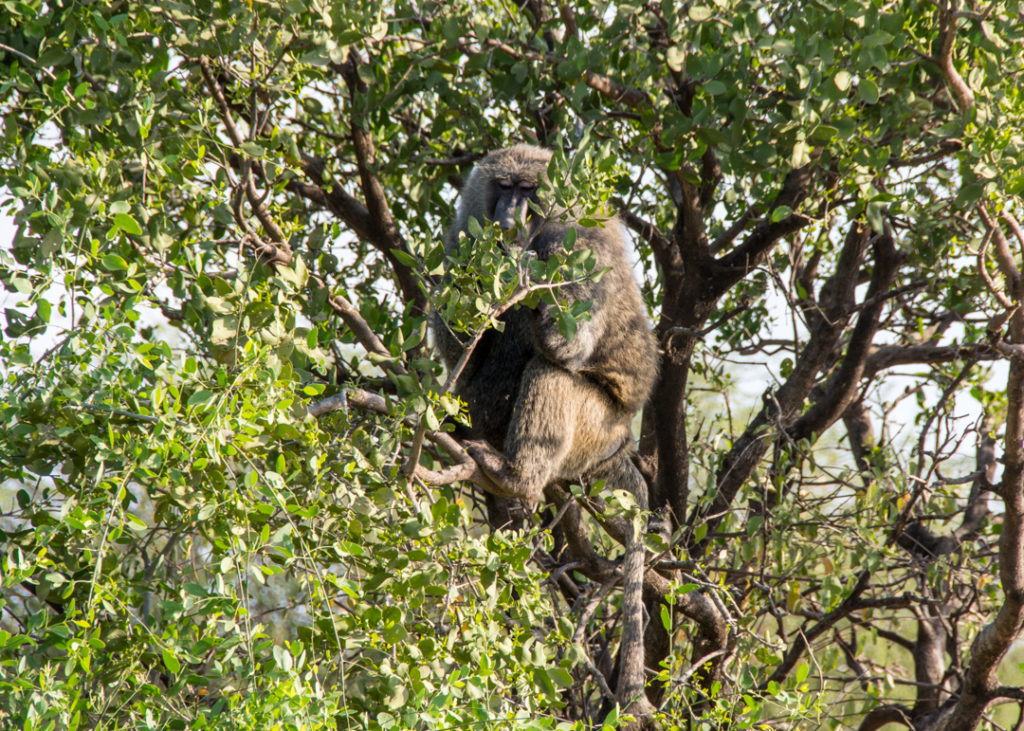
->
[435,143,659,502]
[490,179,538,232]
[486,170,540,234]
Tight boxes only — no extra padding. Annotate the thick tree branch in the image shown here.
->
[337,52,426,313]
[913,608,949,715]
[690,223,871,545]
[290,160,378,243]
[940,346,1024,728]
[941,209,1024,729]
[858,705,914,731]
[713,164,814,292]
[699,147,722,210]
[980,205,1024,300]
[843,400,876,479]
[789,232,901,443]
[864,342,996,378]
[584,70,650,108]
[558,4,579,40]
[671,172,709,263]
[935,0,975,114]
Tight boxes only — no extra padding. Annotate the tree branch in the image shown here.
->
[941,206,1024,728]
[760,571,873,690]
[713,164,814,293]
[691,222,871,546]
[338,51,426,313]
[198,56,291,249]
[935,0,975,114]
[789,232,901,442]
[857,705,914,731]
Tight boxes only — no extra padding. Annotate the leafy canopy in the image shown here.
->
[1,1,1023,730]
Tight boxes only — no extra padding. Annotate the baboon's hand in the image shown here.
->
[463,439,508,477]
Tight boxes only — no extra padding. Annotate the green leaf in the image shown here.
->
[796,662,810,683]
[162,649,180,675]
[696,126,730,146]
[239,141,265,157]
[858,78,879,104]
[704,80,727,96]
[810,125,839,143]
[101,254,128,271]
[548,666,573,688]
[392,249,417,267]
[863,30,894,47]
[113,213,143,236]
[955,183,984,207]
[187,390,213,407]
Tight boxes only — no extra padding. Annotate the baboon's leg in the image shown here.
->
[588,449,649,509]
[465,359,581,503]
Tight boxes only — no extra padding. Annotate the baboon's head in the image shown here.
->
[469,145,551,240]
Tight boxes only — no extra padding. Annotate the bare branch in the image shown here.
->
[760,571,873,689]
[857,705,914,731]
[714,165,814,290]
[199,56,290,248]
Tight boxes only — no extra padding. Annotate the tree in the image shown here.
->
[1,0,1023,728]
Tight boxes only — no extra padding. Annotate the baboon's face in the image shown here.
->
[488,176,540,234]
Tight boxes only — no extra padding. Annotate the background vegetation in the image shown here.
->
[1,0,1023,729]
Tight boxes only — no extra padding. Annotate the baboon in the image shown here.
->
[434,144,658,506]
[433,144,658,718]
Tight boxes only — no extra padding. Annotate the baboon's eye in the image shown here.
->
[497,180,513,190]
[519,183,536,193]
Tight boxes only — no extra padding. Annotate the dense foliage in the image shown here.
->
[1,1,1024,729]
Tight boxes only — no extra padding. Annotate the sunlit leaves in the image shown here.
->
[0,0,1022,729]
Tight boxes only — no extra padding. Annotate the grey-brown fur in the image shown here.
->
[435,144,658,719]
[435,144,659,505]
